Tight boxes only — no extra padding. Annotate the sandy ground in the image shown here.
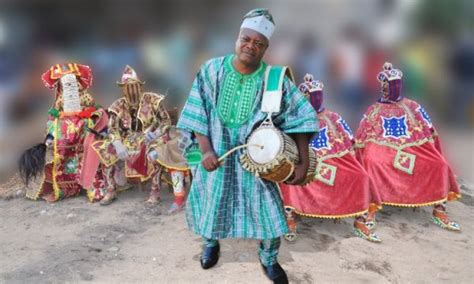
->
[0,181,473,284]
[0,128,473,283]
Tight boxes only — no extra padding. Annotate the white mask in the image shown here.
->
[60,74,82,112]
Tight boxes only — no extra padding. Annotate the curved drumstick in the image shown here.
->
[217,144,264,163]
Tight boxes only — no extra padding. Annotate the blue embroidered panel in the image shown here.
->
[338,117,353,139]
[382,116,410,139]
[310,127,330,150]
[417,106,433,128]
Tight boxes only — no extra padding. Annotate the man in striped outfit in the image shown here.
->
[177,9,318,284]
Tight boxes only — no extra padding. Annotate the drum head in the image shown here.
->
[247,127,282,164]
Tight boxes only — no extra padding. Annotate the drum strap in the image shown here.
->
[261,65,295,114]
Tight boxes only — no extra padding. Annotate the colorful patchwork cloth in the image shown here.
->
[177,55,318,239]
[354,98,460,207]
[280,109,381,218]
[92,92,173,181]
[35,103,109,202]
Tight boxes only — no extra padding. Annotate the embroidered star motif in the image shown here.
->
[417,106,433,128]
[382,115,410,139]
[338,117,353,139]
[310,127,330,150]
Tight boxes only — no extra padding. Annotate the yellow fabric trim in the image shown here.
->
[154,159,189,171]
[25,168,47,200]
[124,163,155,182]
[91,140,119,167]
[86,188,95,202]
[286,206,370,219]
[320,112,341,141]
[52,119,61,201]
[382,197,448,208]
[318,149,352,162]
[354,137,433,150]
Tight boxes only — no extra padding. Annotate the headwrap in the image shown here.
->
[41,63,93,90]
[116,65,145,86]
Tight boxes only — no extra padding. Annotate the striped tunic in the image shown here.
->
[177,55,318,239]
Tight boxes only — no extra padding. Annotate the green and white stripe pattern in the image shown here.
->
[177,55,318,240]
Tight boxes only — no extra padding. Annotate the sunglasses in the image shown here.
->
[243,9,274,25]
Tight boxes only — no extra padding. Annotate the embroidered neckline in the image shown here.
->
[217,55,266,128]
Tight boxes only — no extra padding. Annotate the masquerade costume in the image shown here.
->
[355,62,461,231]
[92,66,188,211]
[279,74,382,242]
[19,63,109,202]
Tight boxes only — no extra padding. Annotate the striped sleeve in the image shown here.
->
[177,68,210,136]
[276,77,319,134]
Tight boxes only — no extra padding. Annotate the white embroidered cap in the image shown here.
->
[240,9,275,40]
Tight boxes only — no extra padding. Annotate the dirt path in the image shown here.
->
[1,127,473,283]
[1,184,473,283]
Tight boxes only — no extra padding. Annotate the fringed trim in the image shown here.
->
[154,158,189,172]
[124,166,154,182]
[382,197,448,208]
[240,152,293,177]
[286,206,370,219]
[26,170,47,200]
[369,203,382,213]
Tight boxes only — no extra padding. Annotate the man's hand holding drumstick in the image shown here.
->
[195,133,264,172]
[195,133,220,172]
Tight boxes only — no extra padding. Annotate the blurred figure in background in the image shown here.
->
[330,25,366,122]
[293,33,328,84]
[355,62,461,231]
[362,39,390,103]
[449,32,474,126]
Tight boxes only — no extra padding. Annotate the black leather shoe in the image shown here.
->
[200,242,220,269]
[261,262,288,284]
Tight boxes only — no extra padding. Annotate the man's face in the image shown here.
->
[235,28,269,67]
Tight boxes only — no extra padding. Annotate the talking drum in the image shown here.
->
[303,149,317,184]
[238,64,316,184]
[240,124,316,184]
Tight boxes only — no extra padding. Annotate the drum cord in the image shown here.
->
[218,144,263,163]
